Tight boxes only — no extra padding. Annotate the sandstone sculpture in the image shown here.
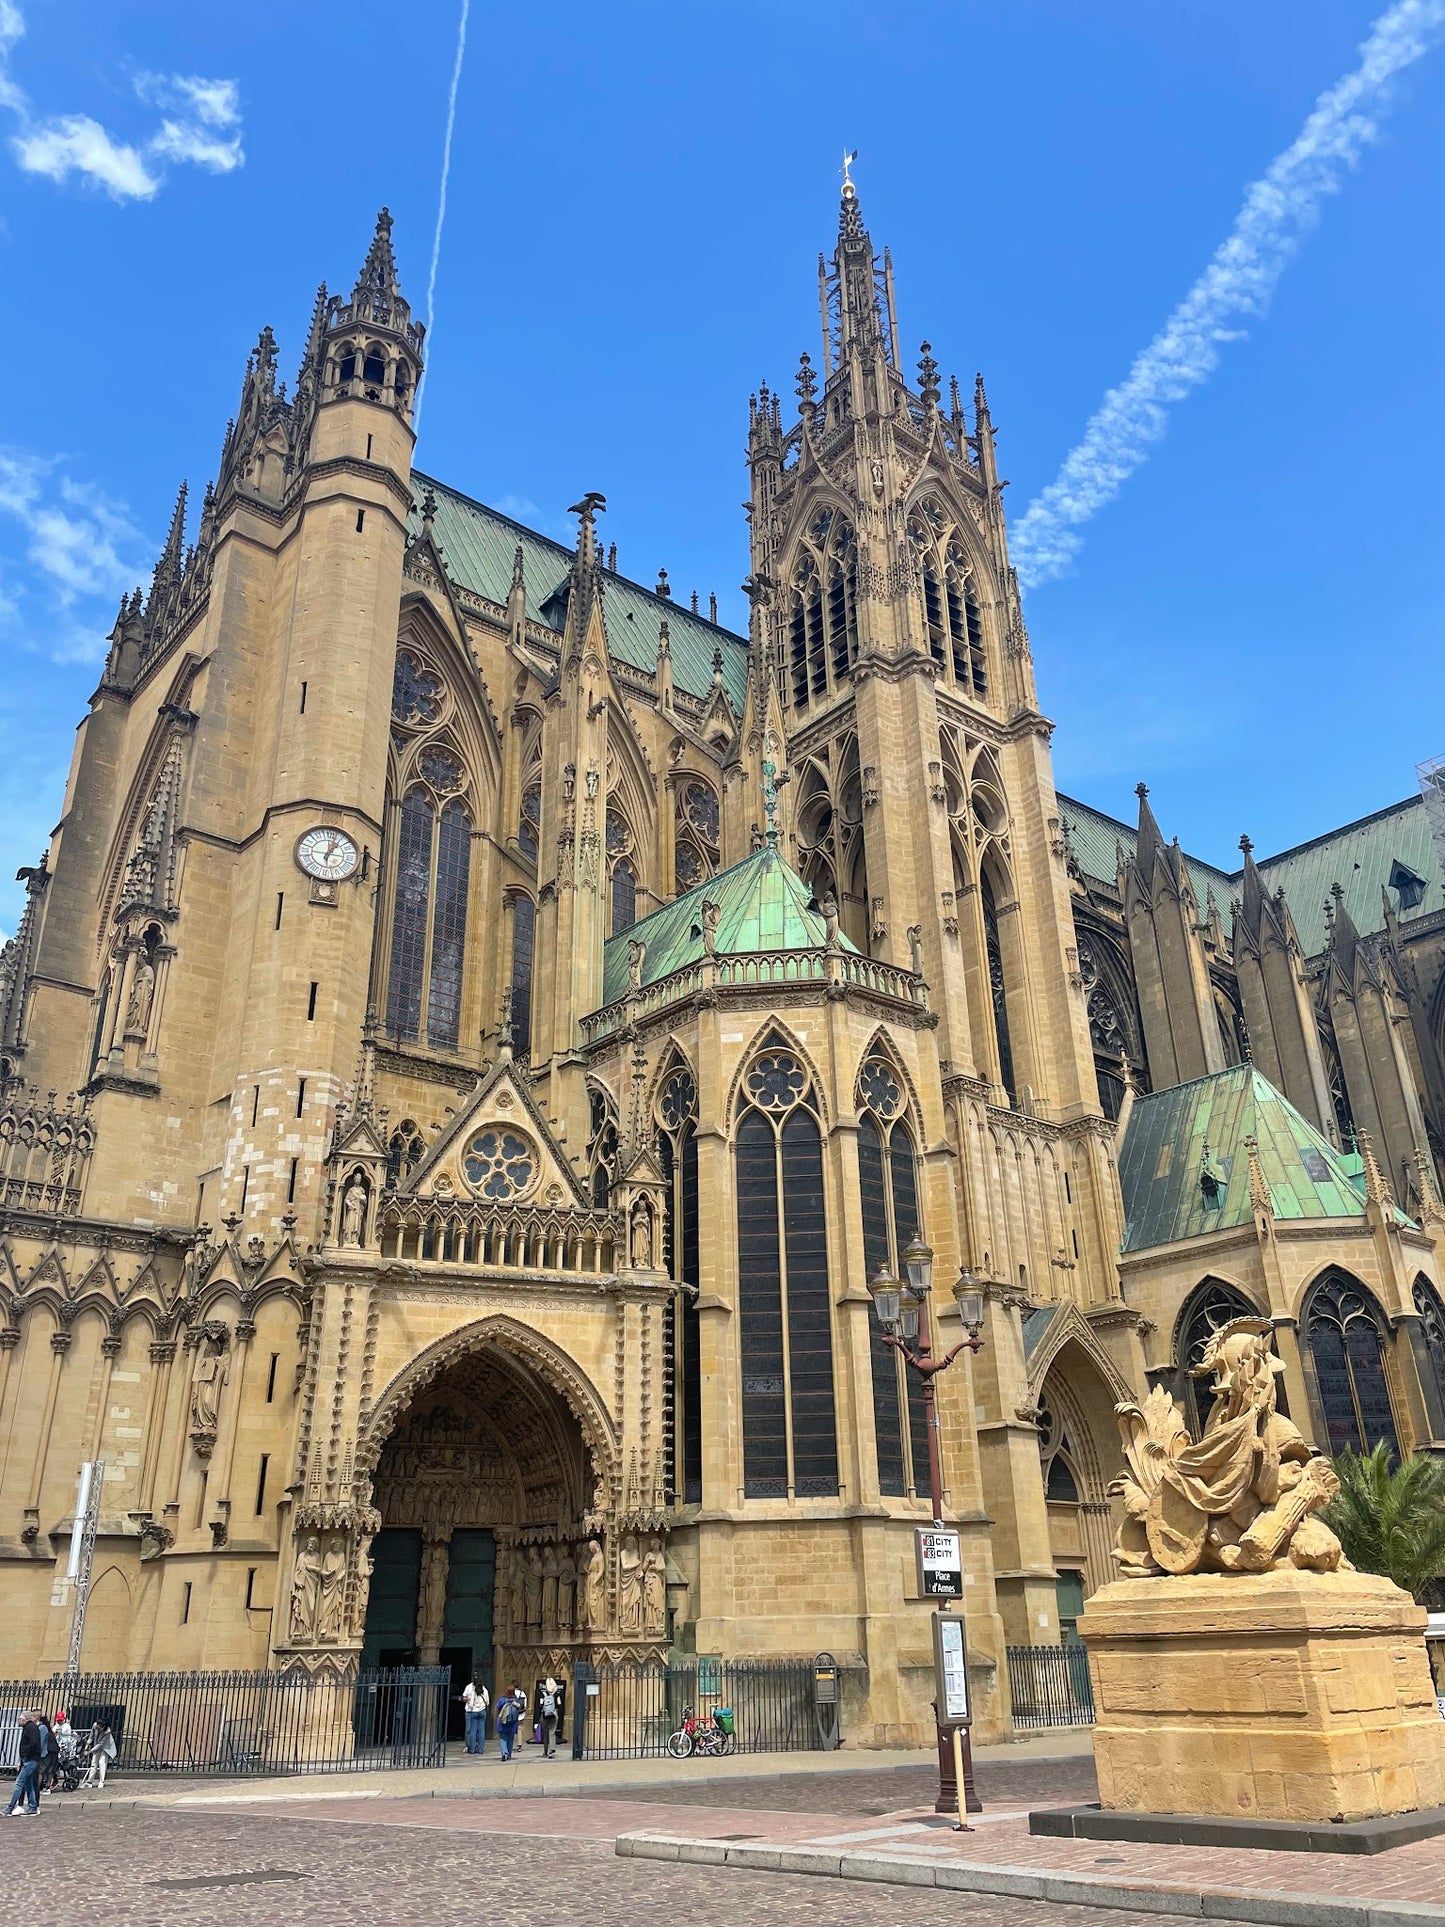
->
[1110,1317,1344,1578]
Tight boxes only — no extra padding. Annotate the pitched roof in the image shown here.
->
[1058,791,1441,958]
[599,841,856,1007]
[409,473,751,711]
[1117,1062,1409,1254]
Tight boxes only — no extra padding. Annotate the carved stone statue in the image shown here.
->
[584,764,600,800]
[907,925,924,975]
[541,1541,560,1634]
[125,958,156,1037]
[1111,1319,1345,1579]
[630,1199,653,1270]
[341,1176,368,1248]
[523,1543,544,1626]
[418,1536,449,1651]
[618,1536,644,1636]
[642,1535,666,1634]
[289,1533,322,1642]
[507,1544,526,1634]
[562,762,576,804]
[700,900,719,957]
[188,1321,229,1449]
[579,1537,607,1632]
[626,938,646,993]
[316,1534,347,1641]
[555,1543,577,1632]
[819,890,840,950]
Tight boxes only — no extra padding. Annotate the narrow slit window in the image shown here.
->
[296,1077,306,1117]
[266,1353,279,1403]
[365,433,373,461]
[239,1165,249,1212]
[251,1086,260,1128]
[182,1582,192,1624]
[299,680,307,714]
[275,892,284,930]
[307,982,318,1021]
[356,509,366,533]
[244,1568,256,1609]
[254,1454,269,1516]
[287,1156,298,1204]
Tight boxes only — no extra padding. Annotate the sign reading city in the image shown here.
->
[915,1526,963,1598]
[933,1611,971,1726]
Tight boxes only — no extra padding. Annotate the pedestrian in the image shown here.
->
[461,1675,489,1755]
[54,1710,75,1770]
[37,1714,59,1793]
[5,1712,42,1815]
[539,1677,560,1759]
[494,1686,520,1763]
[79,1719,116,1789]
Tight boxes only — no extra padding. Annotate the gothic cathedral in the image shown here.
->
[0,188,1442,1742]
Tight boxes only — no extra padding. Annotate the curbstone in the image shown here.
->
[933,1862,1049,1898]
[1042,1874,1203,1915]
[1203,1893,1370,1927]
[840,1852,938,1886]
[1367,1910,1445,1927]
[724,1845,781,1870]
[777,1849,843,1876]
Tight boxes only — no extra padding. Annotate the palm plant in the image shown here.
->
[1322,1442,1445,1602]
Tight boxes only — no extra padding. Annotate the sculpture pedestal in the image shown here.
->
[1077,1569,1445,1825]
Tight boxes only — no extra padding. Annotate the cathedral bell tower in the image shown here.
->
[748,168,1100,1120]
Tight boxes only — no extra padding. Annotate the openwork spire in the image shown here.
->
[354,207,401,304]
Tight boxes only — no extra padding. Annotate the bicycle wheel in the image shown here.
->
[665,1730,693,1760]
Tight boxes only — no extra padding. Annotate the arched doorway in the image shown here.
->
[357,1328,625,1736]
[1035,1345,1122,1629]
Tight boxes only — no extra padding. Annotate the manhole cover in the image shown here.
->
[716,1833,762,1841]
[150,1871,309,1891]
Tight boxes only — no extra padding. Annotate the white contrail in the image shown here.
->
[415,0,470,430]
[1010,0,1445,588]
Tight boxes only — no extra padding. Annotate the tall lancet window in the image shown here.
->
[508,893,535,1059]
[735,1042,838,1498]
[656,1061,702,1505]
[855,1056,930,1497]
[386,788,434,1042]
[785,510,858,709]
[981,869,1015,1100]
[1303,1270,1401,1459]
[428,798,471,1049]
[385,762,473,1051]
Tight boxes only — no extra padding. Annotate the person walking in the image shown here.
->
[37,1715,59,1794]
[494,1686,520,1763]
[461,1676,489,1755]
[539,1677,560,1760]
[6,1714,42,1815]
[79,1719,116,1789]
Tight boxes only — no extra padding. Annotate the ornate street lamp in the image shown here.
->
[868,1238,986,1821]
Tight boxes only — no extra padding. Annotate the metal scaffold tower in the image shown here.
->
[64,1459,105,1677]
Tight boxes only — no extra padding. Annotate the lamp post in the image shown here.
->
[868,1241,986,1817]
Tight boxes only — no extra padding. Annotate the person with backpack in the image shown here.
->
[460,1675,489,1755]
[494,1686,521,1762]
[539,1678,560,1759]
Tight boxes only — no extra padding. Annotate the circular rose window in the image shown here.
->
[462,1128,537,1201]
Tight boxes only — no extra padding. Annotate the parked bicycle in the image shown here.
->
[665,1705,735,1760]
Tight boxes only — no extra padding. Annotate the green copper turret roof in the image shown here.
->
[1117,1062,1412,1254]
[599,842,857,1007]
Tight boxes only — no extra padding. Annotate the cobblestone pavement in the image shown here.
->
[585,1755,1100,1812]
[2,1806,1261,1927]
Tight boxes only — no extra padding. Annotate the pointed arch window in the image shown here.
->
[508,892,535,1059]
[1303,1270,1400,1459]
[1412,1274,1445,1420]
[908,502,990,700]
[785,510,857,710]
[735,1044,838,1498]
[855,1055,929,1497]
[980,869,1016,1100]
[586,1084,618,1209]
[608,809,638,934]
[518,779,541,863]
[386,1119,425,1189]
[385,784,472,1050]
[674,778,719,894]
[656,1062,702,1504]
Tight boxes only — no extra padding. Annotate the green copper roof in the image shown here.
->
[1117,1063,1408,1254]
[409,473,750,712]
[1057,791,1440,960]
[599,841,857,1006]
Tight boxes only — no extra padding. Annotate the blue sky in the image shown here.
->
[2,0,1443,939]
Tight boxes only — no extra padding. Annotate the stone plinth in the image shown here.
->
[1078,1569,1445,1825]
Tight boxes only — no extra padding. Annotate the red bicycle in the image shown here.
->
[665,1705,735,1759]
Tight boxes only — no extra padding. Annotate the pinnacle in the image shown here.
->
[355,206,401,300]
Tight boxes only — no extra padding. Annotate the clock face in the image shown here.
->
[296,826,360,882]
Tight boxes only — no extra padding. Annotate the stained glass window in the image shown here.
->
[611,857,637,935]
[509,895,535,1059]
[1304,1271,1399,1459]
[681,780,720,846]
[419,745,464,793]
[518,783,541,863]
[385,789,433,1041]
[655,1061,702,1505]
[981,870,1015,1100]
[1176,1279,1260,1436]
[462,1128,536,1200]
[857,1060,926,1497]
[427,800,470,1049]
[391,651,444,728]
[1413,1275,1445,1420]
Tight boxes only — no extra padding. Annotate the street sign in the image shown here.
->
[933,1610,970,1726]
[915,1526,963,1598]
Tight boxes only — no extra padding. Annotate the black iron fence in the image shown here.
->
[1006,1644,1095,1729]
[0,1666,450,1776]
[570,1657,832,1759]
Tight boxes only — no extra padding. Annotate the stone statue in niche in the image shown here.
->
[700,900,719,957]
[819,890,840,950]
[188,1321,229,1454]
[418,1537,449,1649]
[627,939,646,993]
[1111,1319,1344,1578]
[584,764,600,800]
[341,1176,368,1248]
[541,1541,560,1634]
[125,957,156,1037]
[289,1533,322,1642]
[579,1537,607,1632]
[317,1534,347,1642]
[907,925,924,975]
[642,1535,666,1634]
[618,1536,645,1636]
[507,1545,526,1634]
[555,1542,576,1632]
[523,1543,544,1626]
[562,763,576,804]
[630,1199,653,1270]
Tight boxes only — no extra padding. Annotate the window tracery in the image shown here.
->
[1174,1278,1260,1436]
[735,1041,838,1498]
[854,1054,928,1498]
[385,1118,426,1190]
[674,778,720,893]
[785,507,858,709]
[907,497,988,697]
[1412,1274,1445,1420]
[1303,1270,1400,1458]
[655,1061,701,1504]
[607,808,638,934]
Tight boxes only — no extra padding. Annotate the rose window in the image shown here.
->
[746,1051,807,1111]
[462,1128,537,1200]
[858,1058,901,1119]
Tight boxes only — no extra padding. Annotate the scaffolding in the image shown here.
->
[1420,755,1445,878]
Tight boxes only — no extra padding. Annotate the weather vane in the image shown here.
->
[841,148,857,193]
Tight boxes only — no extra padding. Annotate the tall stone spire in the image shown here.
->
[823,161,897,374]
[353,207,402,311]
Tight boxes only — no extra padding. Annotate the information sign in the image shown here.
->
[915,1526,963,1598]
[932,1610,970,1726]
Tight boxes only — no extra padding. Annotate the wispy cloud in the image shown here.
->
[1011,0,1445,589]
[0,5,243,201]
[0,447,150,661]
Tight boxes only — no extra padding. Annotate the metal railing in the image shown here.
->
[1007,1644,1095,1729]
[570,1657,829,1760]
[581,946,928,1044]
[0,1666,450,1776]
